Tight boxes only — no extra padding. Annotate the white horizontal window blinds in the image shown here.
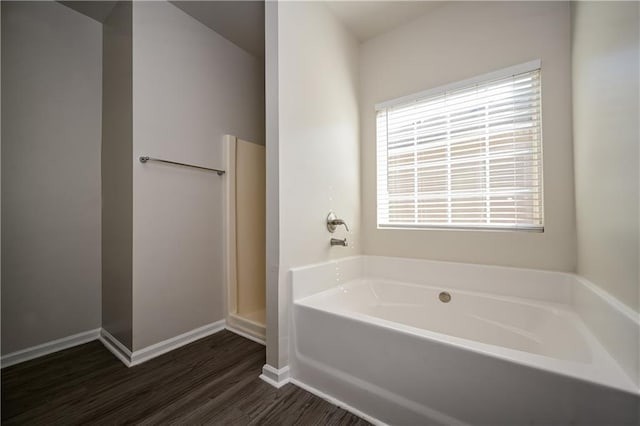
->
[376,65,543,231]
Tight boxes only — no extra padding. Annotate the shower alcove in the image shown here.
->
[223,135,266,343]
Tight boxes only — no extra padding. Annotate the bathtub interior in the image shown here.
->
[299,279,594,363]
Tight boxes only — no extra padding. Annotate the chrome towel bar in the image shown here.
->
[139,156,225,176]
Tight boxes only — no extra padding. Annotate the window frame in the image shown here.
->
[375,60,544,232]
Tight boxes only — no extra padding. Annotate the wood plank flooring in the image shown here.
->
[1,330,369,425]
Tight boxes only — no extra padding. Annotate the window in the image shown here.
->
[376,61,544,231]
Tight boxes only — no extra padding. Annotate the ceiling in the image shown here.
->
[59,1,437,57]
[60,1,264,59]
[170,1,265,58]
[59,1,117,23]
[324,1,443,41]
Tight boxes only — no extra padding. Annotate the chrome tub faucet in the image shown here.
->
[327,212,349,233]
[330,238,348,247]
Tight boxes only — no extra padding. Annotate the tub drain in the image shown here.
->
[439,291,451,303]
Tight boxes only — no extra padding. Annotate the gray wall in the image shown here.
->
[131,1,264,350]
[102,1,133,349]
[572,1,640,312]
[1,1,102,354]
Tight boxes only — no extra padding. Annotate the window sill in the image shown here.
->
[377,224,544,233]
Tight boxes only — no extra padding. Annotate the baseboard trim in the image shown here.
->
[1,328,101,369]
[99,329,133,367]
[259,364,290,388]
[100,320,227,368]
[226,325,265,346]
[130,320,226,366]
[225,316,265,346]
[290,378,387,426]
[3,319,238,369]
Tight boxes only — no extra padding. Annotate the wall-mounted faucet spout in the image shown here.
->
[330,238,348,247]
[327,212,349,233]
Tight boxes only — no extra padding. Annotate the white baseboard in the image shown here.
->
[131,320,226,366]
[2,319,246,370]
[259,364,290,388]
[99,328,133,367]
[100,320,226,367]
[225,325,266,346]
[226,314,265,345]
[1,328,101,369]
[290,377,387,426]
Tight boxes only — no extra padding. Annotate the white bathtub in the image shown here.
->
[290,256,639,425]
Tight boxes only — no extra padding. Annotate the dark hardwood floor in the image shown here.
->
[1,330,369,425]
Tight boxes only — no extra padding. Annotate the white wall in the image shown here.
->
[1,1,102,354]
[360,1,576,272]
[131,1,264,350]
[265,0,281,370]
[572,1,639,312]
[267,1,360,368]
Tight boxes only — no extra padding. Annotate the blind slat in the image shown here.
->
[377,66,544,231]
